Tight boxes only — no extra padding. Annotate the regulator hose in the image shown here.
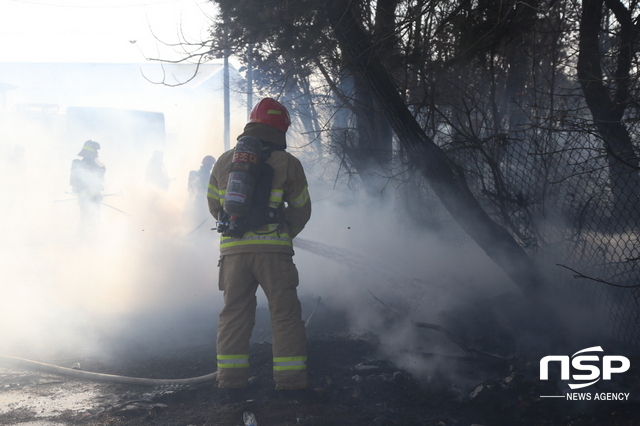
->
[0,355,218,386]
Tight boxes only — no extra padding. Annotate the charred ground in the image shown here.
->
[0,301,638,426]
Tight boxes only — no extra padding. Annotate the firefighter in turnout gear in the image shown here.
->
[188,155,216,198]
[70,140,105,209]
[208,98,311,390]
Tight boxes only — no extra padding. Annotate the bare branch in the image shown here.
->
[556,264,640,288]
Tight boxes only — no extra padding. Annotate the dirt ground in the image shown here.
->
[1,303,638,426]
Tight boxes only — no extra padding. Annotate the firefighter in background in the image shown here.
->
[184,155,217,231]
[145,150,171,190]
[208,98,311,391]
[70,140,105,216]
[188,155,216,198]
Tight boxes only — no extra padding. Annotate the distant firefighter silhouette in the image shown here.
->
[146,150,171,190]
[70,140,105,229]
[188,155,216,198]
[184,155,216,229]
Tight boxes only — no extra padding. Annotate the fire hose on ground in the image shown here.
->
[0,355,218,386]
[0,299,323,385]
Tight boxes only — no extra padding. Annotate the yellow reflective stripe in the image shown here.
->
[218,354,249,360]
[220,232,292,249]
[217,354,249,369]
[222,239,292,248]
[289,185,309,208]
[217,363,249,369]
[273,356,307,371]
[269,189,284,209]
[273,365,306,371]
[274,356,307,362]
[267,109,282,115]
[207,184,224,201]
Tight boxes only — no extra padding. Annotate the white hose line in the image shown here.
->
[0,355,218,386]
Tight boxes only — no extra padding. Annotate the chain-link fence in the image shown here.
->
[433,124,640,348]
[303,78,640,348]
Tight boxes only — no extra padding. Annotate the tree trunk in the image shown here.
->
[349,0,396,196]
[352,83,394,195]
[322,0,542,297]
[577,0,640,230]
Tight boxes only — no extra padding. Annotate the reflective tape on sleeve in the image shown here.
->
[217,354,250,369]
[269,189,284,208]
[273,356,307,371]
[207,184,225,201]
[289,185,310,208]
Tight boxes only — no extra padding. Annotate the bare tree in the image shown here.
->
[578,0,640,230]
[320,0,542,296]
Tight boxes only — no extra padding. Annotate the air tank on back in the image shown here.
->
[223,136,262,218]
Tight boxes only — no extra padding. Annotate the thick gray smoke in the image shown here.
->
[0,62,246,360]
[291,187,516,373]
[1,62,565,383]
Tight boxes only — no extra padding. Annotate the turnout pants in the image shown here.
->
[216,252,308,389]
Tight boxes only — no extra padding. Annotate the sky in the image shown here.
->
[0,0,217,63]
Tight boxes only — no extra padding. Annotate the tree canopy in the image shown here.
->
[196,0,640,302]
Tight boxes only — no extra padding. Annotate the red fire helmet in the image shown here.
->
[248,98,291,132]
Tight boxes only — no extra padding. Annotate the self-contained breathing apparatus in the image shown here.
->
[216,136,285,238]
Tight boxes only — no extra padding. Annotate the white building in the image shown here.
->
[0,61,246,175]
